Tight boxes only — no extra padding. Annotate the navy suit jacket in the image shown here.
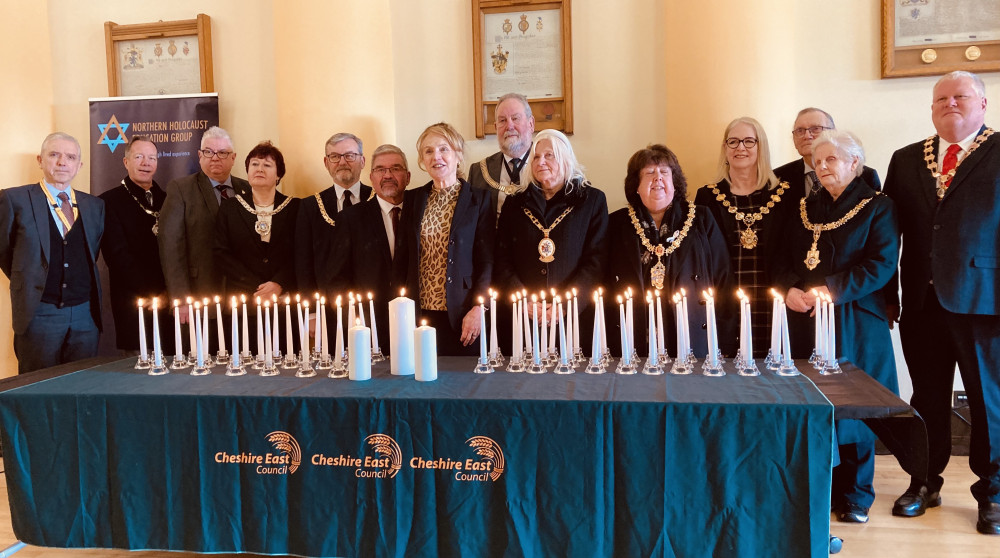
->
[295,183,373,294]
[883,129,1000,317]
[0,183,104,334]
[404,179,494,331]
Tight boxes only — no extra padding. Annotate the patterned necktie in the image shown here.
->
[145,190,154,207]
[941,143,962,189]
[807,170,822,196]
[216,184,231,200]
[504,157,523,185]
[57,192,75,229]
[342,191,354,210]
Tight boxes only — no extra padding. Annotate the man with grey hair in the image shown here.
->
[295,132,372,293]
[0,132,105,373]
[469,92,535,216]
[775,107,880,197]
[158,126,250,308]
[883,70,1000,535]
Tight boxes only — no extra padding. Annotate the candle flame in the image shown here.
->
[655,289,661,297]
[400,287,406,297]
[368,292,373,300]
[673,293,680,303]
[770,288,779,297]
[531,294,538,302]
[572,287,578,296]
[231,297,237,308]
[680,288,686,296]
[314,292,320,300]
[321,296,326,304]
[186,296,193,304]
[550,287,557,296]
[737,288,745,299]
[202,297,210,305]
[214,295,220,303]
[284,295,291,304]
[355,318,361,326]
[478,296,485,304]
[708,287,714,296]
[152,297,158,309]
[241,294,247,303]
[554,295,561,303]
[647,294,653,303]
[336,295,342,305]
[421,319,428,326]
[174,299,181,307]
[565,291,572,299]
[256,296,261,304]
[137,298,144,307]
[194,301,201,309]
[540,291,546,300]
[811,288,818,296]
[511,294,518,302]
[272,294,278,302]
[521,289,528,296]
[626,287,633,296]
[303,300,310,308]
[617,295,623,303]
[264,300,270,308]
[598,287,604,295]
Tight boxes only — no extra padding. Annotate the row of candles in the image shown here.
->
[134,286,842,378]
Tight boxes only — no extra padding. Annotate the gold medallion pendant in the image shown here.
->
[650,260,666,290]
[255,219,271,239]
[740,227,758,250]
[538,237,556,263]
[151,221,159,236]
[799,196,878,272]
[805,248,821,271]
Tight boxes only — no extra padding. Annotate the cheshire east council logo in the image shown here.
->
[409,435,505,482]
[311,433,402,479]
[97,115,130,153]
[213,431,301,475]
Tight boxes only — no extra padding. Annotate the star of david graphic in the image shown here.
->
[97,115,130,152]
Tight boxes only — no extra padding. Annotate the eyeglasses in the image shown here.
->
[372,165,407,175]
[200,148,233,159]
[791,126,830,138]
[326,152,362,163]
[725,137,758,149]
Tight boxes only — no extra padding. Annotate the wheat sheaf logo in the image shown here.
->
[266,431,302,474]
[467,436,505,481]
[365,434,403,478]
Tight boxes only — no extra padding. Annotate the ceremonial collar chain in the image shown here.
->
[39,181,78,232]
[478,159,521,195]
[799,193,879,270]
[628,203,696,290]
[315,193,336,227]
[708,180,789,249]
[922,128,994,199]
[523,205,574,263]
[121,179,160,236]
[236,194,293,239]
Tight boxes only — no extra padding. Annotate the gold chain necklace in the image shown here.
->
[478,159,521,195]
[628,203,696,290]
[121,179,160,235]
[799,194,879,270]
[922,128,994,199]
[708,181,789,249]
[315,193,336,227]
[236,194,293,239]
[523,206,574,262]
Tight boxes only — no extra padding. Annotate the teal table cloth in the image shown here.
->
[0,358,834,557]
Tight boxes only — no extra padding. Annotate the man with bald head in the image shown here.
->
[0,133,105,373]
[884,71,1000,534]
[469,92,535,216]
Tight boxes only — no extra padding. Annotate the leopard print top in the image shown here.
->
[419,183,461,311]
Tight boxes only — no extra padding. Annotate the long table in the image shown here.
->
[0,357,842,557]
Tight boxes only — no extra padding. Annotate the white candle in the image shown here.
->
[173,299,183,357]
[186,297,196,359]
[572,288,581,354]
[591,292,602,363]
[414,319,437,381]
[315,293,323,353]
[201,298,210,362]
[770,290,781,359]
[598,289,608,355]
[540,292,548,358]
[241,295,250,357]
[564,291,574,354]
[335,296,344,363]
[680,289,691,358]
[285,296,294,359]
[263,301,273,368]
[673,293,685,359]
[531,295,541,365]
[655,290,665,357]
[548,289,558,356]
[193,301,204,367]
[348,292,356,335]
[348,319,372,380]
[296,294,304,336]
[255,297,264,361]
[215,296,226,356]
[647,295,658,365]
[811,289,821,357]
[818,293,827,361]
[322,296,330,359]
[827,294,836,363]
[779,295,792,364]
[388,289,416,375]
[368,293,380,352]
[357,300,366,327]
[151,298,162,367]
[302,301,311,358]
[618,296,630,365]
[137,299,148,361]
[231,297,240,367]
[704,289,718,366]
[272,294,280,357]
[489,290,498,359]
[478,297,488,364]
[522,291,532,354]
[511,294,521,361]
[625,289,635,358]
[557,298,569,365]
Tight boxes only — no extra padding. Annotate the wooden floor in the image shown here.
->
[0,456,996,557]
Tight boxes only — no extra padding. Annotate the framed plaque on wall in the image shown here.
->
[105,14,214,96]
[472,0,573,138]
[882,0,1000,78]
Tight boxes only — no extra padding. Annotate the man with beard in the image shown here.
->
[296,132,372,293]
[100,135,168,353]
[469,92,535,217]
[330,144,410,351]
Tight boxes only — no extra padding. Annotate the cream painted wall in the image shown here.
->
[0,2,54,375]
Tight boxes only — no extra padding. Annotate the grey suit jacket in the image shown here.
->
[158,170,250,300]
[0,183,104,334]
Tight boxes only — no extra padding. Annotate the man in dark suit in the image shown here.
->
[468,92,535,217]
[883,71,1000,535]
[295,132,372,294]
[0,133,104,373]
[100,135,168,353]
[774,107,881,197]
[332,144,411,352]
[158,126,250,314]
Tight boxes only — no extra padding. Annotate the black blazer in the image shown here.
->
[774,158,881,198]
[404,179,494,331]
[330,196,409,346]
[214,190,299,298]
[100,177,167,349]
[605,201,730,357]
[468,152,505,215]
[883,129,1000,317]
[295,183,373,293]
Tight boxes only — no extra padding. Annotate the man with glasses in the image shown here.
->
[775,107,880,198]
[100,136,169,353]
[330,144,411,347]
[158,126,249,312]
[0,133,105,373]
[295,132,372,293]
[469,92,535,217]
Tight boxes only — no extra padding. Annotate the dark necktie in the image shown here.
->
[57,192,75,229]
[806,171,822,196]
[216,184,231,200]
[342,191,354,210]
[504,157,523,185]
[390,206,401,240]
[145,190,154,207]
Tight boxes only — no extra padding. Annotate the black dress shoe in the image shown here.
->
[837,503,869,523]
[977,503,1000,535]
[892,486,942,517]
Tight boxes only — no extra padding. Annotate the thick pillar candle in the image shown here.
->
[348,320,372,381]
[388,290,416,375]
[414,320,437,381]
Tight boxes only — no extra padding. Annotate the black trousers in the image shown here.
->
[900,288,1000,504]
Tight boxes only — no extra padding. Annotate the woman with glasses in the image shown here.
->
[606,144,729,358]
[403,123,494,356]
[694,117,795,357]
[493,129,609,354]
[215,141,299,350]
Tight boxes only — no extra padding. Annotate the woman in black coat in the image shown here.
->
[493,129,608,353]
[214,141,299,352]
[607,144,729,358]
